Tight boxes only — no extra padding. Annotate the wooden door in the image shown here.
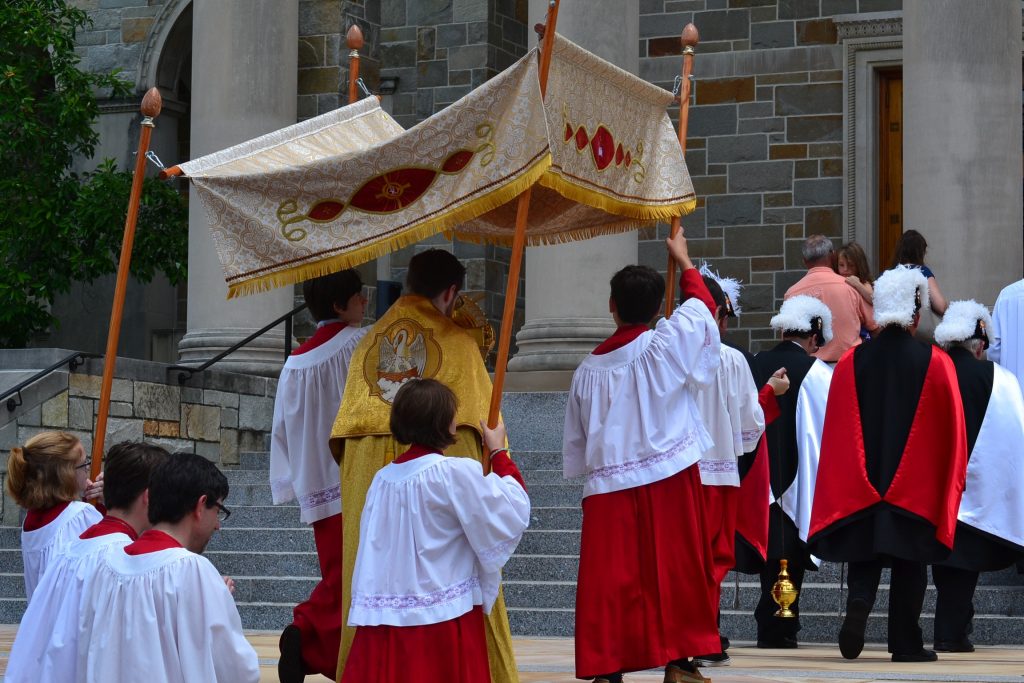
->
[877,69,903,270]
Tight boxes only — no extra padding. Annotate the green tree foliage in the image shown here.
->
[0,0,187,348]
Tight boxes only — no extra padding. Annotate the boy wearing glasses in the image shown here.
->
[76,453,259,683]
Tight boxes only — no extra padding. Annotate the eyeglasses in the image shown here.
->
[213,501,231,523]
[75,458,92,471]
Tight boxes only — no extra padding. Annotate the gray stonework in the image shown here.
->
[0,349,276,524]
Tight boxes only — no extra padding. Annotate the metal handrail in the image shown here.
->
[167,303,307,384]
[2,351,100,412]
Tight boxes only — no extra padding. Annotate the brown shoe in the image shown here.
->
[664,664,711,683]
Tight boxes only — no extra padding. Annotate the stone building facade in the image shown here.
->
[64,0,1022,372]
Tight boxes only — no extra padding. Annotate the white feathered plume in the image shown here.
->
[873,265,929,329]
[770,295,834,344]
[934,300,993,346]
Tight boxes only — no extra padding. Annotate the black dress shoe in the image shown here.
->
[838,598,870,660]
[756,636,798,649]
[934,639,974,653]
[278,624,305,683]
[892,649,938,662]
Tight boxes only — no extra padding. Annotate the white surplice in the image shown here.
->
[6,532,131,683]
[695,344,764,486]
[348,453,530,627]
[563,298,721,498]
[270,325,368,523]
[21,501,102,603]
[957,363,1024,549]
[990,279,1024,391]
[778,358,832,544]
[75,548,259,683]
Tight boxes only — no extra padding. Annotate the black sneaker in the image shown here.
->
[720,634,731,651]
[694,652,731,667]
[934,639,974,653]
[892,649,938,663]
[838,598,870,660]
[756,636,798,649]
[278,624,304,683]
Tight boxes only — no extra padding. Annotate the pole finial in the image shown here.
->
[347,24,364,50]
[141,87,162,118]
[681,23,700,49]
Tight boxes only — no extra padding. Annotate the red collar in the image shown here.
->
[394,444,439,464]
[23,501,71,532]
[80,515,139,541]
[124,529,184,555]
[292,321,347,355]
[592,324,649,355]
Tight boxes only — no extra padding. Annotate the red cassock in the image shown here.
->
[341,606,490,683]
[575,465,721,678]
[734,386,780,564]
[289,323,347,679]
[808,343,968,561]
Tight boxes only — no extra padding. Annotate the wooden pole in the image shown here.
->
[664,23,699,317]
[347,25,364,105]
[90,88,162,484]
[487,0,561,429]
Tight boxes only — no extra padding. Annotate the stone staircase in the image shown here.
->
[1,390,1023,646]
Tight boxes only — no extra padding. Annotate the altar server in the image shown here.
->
[931,301,1024,652]
[5,441,168,683]
[7,431,103,602]
[563,231,721,683]
[76,453,259,683]
[342,379,529,683]
[271,269,368,683]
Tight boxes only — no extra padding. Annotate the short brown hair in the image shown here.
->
[389,379,458,451]
[103,442,171,510]
[6,432,81,510]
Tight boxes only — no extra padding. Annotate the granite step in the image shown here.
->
[236,602,294,631]
[508,606,1024,644]
[517,530,581,555]
[503,579,1024,616]
[523,469,581,486]
[528,506,582,530]
[230,576,318,604]
[204,550,321,577]
[227,505,306,528]
[206,528,314,553]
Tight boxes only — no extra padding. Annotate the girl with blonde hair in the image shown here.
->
[7,431,103,601]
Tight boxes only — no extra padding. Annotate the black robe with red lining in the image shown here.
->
[808,326,968,563]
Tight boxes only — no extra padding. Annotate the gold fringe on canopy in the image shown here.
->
[181,34,696,297]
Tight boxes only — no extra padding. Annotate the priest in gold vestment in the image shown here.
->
[330,249,519,683]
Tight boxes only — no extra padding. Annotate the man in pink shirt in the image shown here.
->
[785,235,876,362]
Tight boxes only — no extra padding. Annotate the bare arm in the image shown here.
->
[846,276,873,305]
[928,276,948,315]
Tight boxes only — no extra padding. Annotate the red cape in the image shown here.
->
[808,345,967,549]
[735,385,780,562]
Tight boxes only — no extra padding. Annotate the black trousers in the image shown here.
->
[846,557,927,654]
[755,560,806,642]
[931,564,978,644]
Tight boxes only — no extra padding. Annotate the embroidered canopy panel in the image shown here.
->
[180,35,695,297]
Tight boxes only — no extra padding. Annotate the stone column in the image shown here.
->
[903,0,1023,313]
[506,0,640,386]
[178,0,298,376]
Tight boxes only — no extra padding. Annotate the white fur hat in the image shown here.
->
[770,295,834,344]
[698,262,742,316]
[934,300,993,347]
[873,265,930,329]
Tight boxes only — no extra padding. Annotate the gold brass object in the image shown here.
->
[451,293,496,360]
[770,558,798,618]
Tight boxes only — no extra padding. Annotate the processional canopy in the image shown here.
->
[178,35,696,298]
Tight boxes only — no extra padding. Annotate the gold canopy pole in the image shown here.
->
[486,0,561,431]
[346,25,364,104]
[90,88,162,486]
[664,23,699,317]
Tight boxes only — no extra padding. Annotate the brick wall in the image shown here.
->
[637,0,900,351]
